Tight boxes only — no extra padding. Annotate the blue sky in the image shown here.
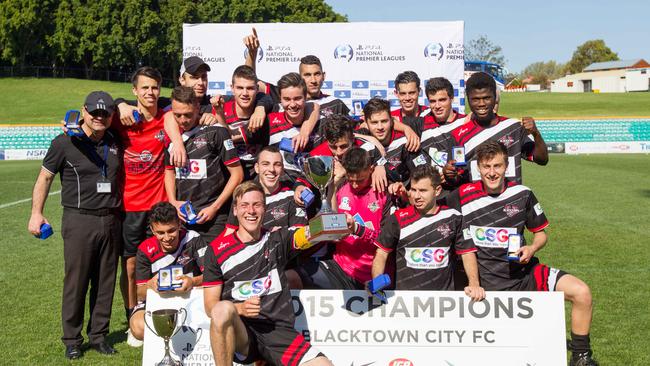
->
[325,0,650,73]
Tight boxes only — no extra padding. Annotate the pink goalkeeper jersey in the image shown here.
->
[335,183,391,284]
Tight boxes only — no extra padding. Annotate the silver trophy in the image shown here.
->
[144,308,187,366]
[302,156,349,242]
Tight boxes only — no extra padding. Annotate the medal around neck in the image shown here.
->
[180,201,198,225]
[302,156,348,243]
[64,110,84,137]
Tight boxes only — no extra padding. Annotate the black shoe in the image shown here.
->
[65,345,82,360]
[90,341,117,355]
[570,351,598,366]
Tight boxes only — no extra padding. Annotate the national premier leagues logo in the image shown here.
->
[424,42,444,60]
[334,44,354,62]
[243,46,264,63]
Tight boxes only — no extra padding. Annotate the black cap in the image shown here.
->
[84,91,115,114]
[181,56,211,75]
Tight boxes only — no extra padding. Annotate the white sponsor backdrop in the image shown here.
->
[0,149,48,160]
[182,22,465,113]
[143,289,566,366]
[565,141,650,154]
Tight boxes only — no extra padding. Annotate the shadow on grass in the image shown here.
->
[638,189,650,198]
[106,326,128,345]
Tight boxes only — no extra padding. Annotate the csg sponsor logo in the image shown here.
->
[334,44,354,62]
[389,359,414,366]
[424,42,444,60]
[177,159,207,179]
[232,269,281,300]
[404,247,449,269]
[470,225,517,248]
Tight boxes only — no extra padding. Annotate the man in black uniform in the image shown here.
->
[28,91,122,359]
[129,202,207,342]
[457,141,597,366]
[164,86,244,243]
[203,181,364,365]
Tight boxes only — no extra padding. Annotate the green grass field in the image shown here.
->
[0,78,649,124]
[1,155,649,365]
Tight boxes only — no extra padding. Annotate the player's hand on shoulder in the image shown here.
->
[170,143,188,168]
[199,112,217,126]
[248,107,266,132]
[403,125,421,152]
[118,103,138,126]
[371,165,388,192]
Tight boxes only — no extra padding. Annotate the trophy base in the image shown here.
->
[157,353,181,366]
[308,213,348,243]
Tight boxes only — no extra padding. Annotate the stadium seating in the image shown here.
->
[0,120,649,151]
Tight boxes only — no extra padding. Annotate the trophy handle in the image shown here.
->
[171,307,187,338]
[143,310,158,337]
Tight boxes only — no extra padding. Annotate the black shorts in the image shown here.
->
[122,211,151,257]
[296,259,363,290]
[521,263,567,292]
[236,321,323,365]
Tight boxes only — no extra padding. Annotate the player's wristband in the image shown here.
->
[353,222,378,242]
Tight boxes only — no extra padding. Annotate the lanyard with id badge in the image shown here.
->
[84,139,111,194]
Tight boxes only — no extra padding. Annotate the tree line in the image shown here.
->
[0,0,345,80]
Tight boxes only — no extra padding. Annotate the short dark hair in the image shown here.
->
[425,77,454,99]
[258,145,281,155]
[277,72,307,97]
[395,71,421,90]
[342,147,373,174]
[410,165,441,188]
[131,66,162,87]
[466,72,497,98]
[300,55,322,69]
[233,181,265,205]
[232,65,258,84]
[363,97,391,119]
[148,202,180,225]
[475,141,508,165]
[322,114,354,143]
[171,86,198,105]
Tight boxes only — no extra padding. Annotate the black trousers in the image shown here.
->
[61,208,120,346]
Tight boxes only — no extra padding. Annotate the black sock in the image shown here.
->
[570,332,591,354]
[125,307,133,320]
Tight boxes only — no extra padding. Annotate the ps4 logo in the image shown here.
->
[334,44,354,62]
[424,42,444,60]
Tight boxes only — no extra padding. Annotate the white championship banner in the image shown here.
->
[182,22,465,114]
[143,289,566,365]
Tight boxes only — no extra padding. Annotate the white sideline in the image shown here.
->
[0,190,61,209]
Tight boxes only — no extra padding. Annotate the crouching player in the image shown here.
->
[458,141,596,366]
[372,165,485,301]
[203,182,364,365]
[129,202,208,342]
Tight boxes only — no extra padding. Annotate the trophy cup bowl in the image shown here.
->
[302,156,349,242]
[144,308,187,366]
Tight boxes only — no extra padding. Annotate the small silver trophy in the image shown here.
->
[144,308,187,366]
[302,156,349,242]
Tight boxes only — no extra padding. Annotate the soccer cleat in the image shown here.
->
[65,345,82,360]
[126,329,143,348]
[570,351,598,366]
[90,341,117,355]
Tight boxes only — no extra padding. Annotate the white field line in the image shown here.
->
[0,190,61,209]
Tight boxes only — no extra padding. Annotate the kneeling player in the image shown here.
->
[129,202,207,342]
[203,182,363,365]
[458,141,596,366]
[372,165,485,301]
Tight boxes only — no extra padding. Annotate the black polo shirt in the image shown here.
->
[42,130,123,210]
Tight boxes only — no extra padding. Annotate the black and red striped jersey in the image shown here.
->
[262,83,350,118]
[375,205,474,290]
[222,100,270,178]
[226,181,307,231]
[390,105,428,122]
[416,112,468,168]
[457,180,549,291]
[379,129,432,184]
[450,116,535,184]
[135,230,207,285]
[164,125,239,216]
[203,229,299,327]
[267,111,322,177]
